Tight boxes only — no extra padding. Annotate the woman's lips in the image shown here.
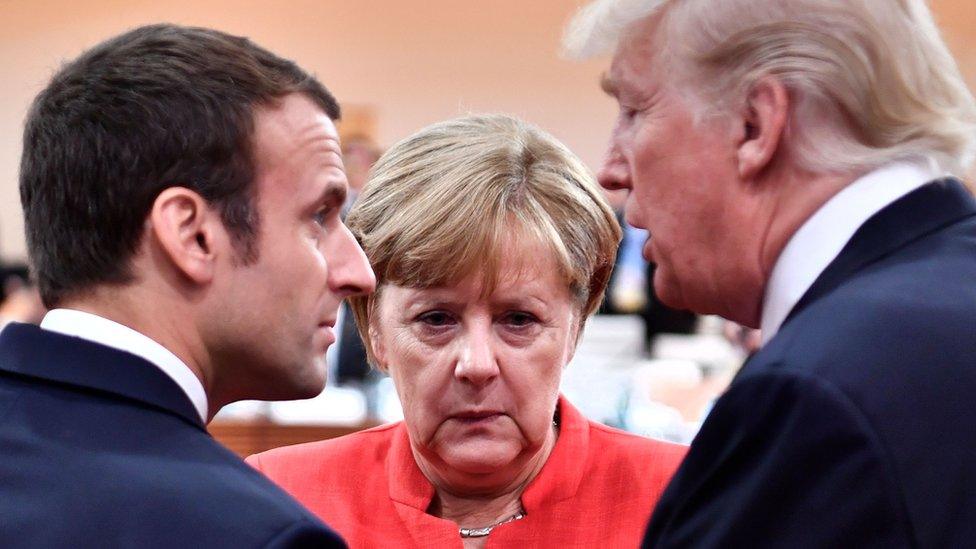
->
[452,412,504,424]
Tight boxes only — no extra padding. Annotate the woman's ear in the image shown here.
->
[148,187,224,284]
[368,322,389,373]
[564,314,585,368]
[736,76,790,181]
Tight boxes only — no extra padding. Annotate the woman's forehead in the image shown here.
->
[385,221,569,283]
[416,260,557,291]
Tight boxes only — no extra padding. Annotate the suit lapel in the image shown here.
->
[0,322,205,429]
[783,178,976,328]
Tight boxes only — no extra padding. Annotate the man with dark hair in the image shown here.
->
[0,23,374,547]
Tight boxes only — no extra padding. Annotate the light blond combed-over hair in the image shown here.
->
[345,114,622,363]
[564,0,976,176]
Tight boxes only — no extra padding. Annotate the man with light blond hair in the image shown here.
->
[566,0,976,546]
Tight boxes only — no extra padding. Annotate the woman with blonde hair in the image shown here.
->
[249,114,685,547]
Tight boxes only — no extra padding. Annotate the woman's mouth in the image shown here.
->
[452,411,504,424]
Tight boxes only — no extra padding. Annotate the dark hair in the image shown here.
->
[20,23,340,307]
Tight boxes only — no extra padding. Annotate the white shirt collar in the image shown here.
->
[40,308,208,422]
[760,161,943,345]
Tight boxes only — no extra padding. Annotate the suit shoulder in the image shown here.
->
[0,405,342,547]
[759,245,976,384]
[137,444,347,546]
[119,427,319,515]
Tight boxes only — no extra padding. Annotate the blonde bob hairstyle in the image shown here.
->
[564,0,976,176]
[345,114,622,363]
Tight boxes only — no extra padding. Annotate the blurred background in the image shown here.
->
[2,0,975,454]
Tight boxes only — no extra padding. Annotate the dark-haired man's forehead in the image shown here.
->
[254,94,338,150]
[252,95,344,172]
[249,93,350,214]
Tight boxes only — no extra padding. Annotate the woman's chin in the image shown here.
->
[438,440,521,476]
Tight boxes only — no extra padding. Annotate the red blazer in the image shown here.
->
[248,396,686,548]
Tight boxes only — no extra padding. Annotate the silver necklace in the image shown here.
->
[458,511,526,538]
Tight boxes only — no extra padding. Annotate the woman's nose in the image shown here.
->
[453,327,499,386]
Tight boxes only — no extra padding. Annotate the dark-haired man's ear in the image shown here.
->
[736,77,790,181]
[149,187,222,285]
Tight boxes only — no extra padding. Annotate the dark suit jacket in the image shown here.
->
[0,323,346,548]
[643,179,976,548]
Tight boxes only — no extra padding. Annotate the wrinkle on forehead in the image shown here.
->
[253,94,342,169]
[615,8,673,72]
[249,94,350,214]
[299,130,346,176]
[608,13,689,107]
[390,244,569,314]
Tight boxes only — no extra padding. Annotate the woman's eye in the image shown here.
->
[504,311,538,327]
[417,311,453,327]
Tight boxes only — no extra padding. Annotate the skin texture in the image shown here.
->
[597,14,853,327]
[202,94,377,407]
[62,92,376,418]
[370,241,579,532]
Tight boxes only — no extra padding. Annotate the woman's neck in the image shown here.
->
[430,488,525,530]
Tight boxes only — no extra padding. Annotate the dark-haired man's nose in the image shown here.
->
[331,225,376,298]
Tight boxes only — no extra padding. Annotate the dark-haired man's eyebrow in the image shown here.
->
[319,180,347,209]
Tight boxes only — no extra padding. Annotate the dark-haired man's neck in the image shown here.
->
[55,284,215,421]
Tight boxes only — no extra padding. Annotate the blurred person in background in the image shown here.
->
[333,134,383,387]
[0,230,45,329]
[722,321,761,358]
[339,133,382,218]
[566,0,976,546]
[249,114,686,547]
[600,191,698,353]
[0,23,375,547]
[0,263,45,330]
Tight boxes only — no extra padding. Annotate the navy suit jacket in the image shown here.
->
[0,323,346,548]
[643,179,976,548]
